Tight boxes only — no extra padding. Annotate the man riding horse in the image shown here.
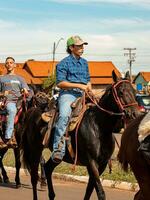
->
[0,57,30,148]
[50,35,92,163]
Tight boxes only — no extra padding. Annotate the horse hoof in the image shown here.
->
[3,178,10,183]
[0,176,3,183]
[16,183,22,188]
[40,181,47,190]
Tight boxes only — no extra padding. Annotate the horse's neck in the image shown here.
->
[99,96,118,112]
[95,107,120,133]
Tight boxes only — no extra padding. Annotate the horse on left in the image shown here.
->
[0,92,29,187]
[0,87,50,188]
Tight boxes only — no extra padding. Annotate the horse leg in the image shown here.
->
[14,147,21,188]
[0,173,2,182]
[84,176,95,200]
[0,149,10,183]
[134,190,144,200]
[39,156,47,189]
[130,164,150,200]
[1,163,10,183]
[44,158,60,200]
[84,158,106,200]
[30,163,39,200]
[84,162,107,200]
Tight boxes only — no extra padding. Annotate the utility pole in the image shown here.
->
[124,48,136,82]
[52,38,64,76]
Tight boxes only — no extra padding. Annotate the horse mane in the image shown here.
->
[98,84,112,105]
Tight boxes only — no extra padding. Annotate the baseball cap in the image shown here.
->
[67,35,88,47]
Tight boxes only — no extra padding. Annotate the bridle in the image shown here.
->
[86,79,137,116]
[112,79,138,113]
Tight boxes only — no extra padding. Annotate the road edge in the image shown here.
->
[4,166,139,192]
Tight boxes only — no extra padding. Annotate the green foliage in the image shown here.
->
[42,74,56,96]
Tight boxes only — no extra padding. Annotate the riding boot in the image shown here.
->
[52,136,65,163]
[138,135,150,165]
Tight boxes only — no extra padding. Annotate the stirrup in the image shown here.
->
[41,112,51,123]
[52,152,63,163]
[0,139,7,149]
[6,137,18,148]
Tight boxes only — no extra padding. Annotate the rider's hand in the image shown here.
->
[87,82,92,91]
[79,84,89,91]
[4,91,10,96]
[24,89,29,97]
[78,83,92,92]
[21,88,29,97]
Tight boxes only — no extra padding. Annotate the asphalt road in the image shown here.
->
[0,172,136,200]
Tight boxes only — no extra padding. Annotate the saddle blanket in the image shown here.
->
[138,111,150,142]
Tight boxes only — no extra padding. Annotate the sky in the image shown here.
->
[0,0,150,75]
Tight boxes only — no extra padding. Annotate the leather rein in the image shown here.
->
[86,79,137,116]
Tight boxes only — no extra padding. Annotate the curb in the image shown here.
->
[4,166,139,192]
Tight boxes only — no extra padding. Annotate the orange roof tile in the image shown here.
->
[24,61,58,77]
[88,61,121,84]
[91,77,115,84]
[88,61,120,77]
[140,72,150,82]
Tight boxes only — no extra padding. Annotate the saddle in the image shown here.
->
[41,93,95,148]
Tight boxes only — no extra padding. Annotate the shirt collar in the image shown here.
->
[70,54,82,65]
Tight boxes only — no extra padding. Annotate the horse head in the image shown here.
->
[33,91,51,111]
[100,70,139,122]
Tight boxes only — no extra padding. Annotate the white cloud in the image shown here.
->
[48,0,150,7]
[0,17,150,74]
[0,19,17,29]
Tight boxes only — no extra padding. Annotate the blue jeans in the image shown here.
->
[5,102,17,139]
[51,90,82,160]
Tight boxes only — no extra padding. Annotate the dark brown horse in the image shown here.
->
[21,71,139,200]
[118,113,150,200]
[0,94,28,187]
[0,89,49,187]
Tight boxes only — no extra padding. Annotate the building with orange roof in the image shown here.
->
[88,61,120,92]
[133,72,150,93]
[0,60,121,93]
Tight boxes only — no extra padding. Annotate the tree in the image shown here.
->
[42,73,56,96]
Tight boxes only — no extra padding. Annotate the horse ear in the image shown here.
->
[112,70,119,83]
[125,71,131,81]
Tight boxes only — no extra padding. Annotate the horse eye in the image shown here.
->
[119,91,123,96]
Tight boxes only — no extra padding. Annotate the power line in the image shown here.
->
[0,51,150,57]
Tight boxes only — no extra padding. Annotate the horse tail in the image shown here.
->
[20,107,44,173]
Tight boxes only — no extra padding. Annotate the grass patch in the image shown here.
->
[3,148,137,183]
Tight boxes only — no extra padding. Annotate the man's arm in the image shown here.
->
[57,81,92,92]
[18,76,30,96]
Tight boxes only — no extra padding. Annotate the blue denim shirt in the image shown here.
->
[56,54,90,85]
